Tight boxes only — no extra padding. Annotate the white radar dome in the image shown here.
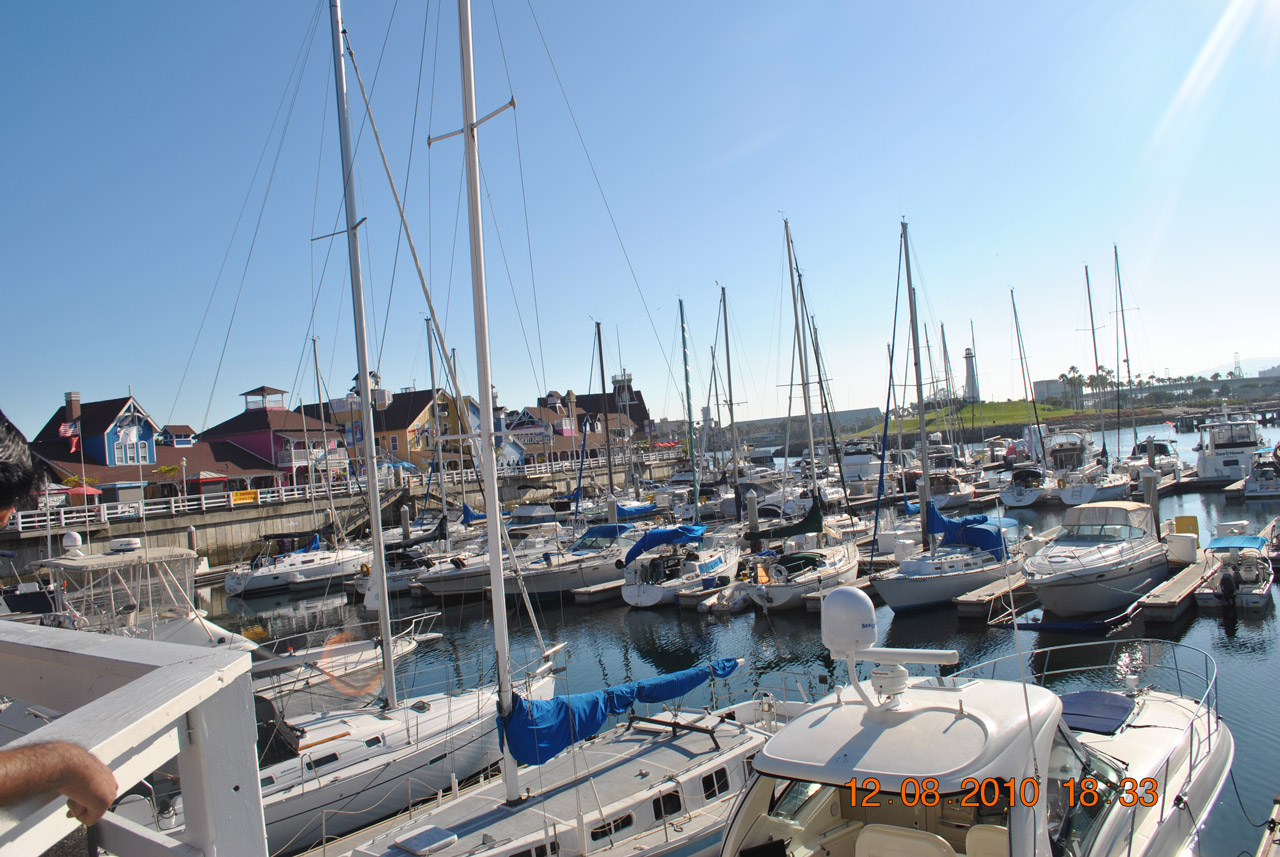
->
[821,585,877,657]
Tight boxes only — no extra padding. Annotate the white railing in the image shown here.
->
[0,622,266,856]
[4,449,683,534]
[276,448,350,468]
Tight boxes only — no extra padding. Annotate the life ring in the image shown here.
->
[1057,479,1066,490]
[360,563,371,576]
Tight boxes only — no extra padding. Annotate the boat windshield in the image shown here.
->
[1055,523,1145,545]
[568,530,637,552]
[1046,726,1128,855]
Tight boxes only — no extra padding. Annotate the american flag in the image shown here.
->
[58,421,80,438]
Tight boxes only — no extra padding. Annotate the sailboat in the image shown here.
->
[318,3,802,854]
[114,3,560,849]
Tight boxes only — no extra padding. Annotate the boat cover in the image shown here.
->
[744,500,823,542]
[615,502,659,520]
[291,534,322,554]
[623,525,707,567]
[498,658,740,765]
[1059,690,1135,735]
[460,502,511,525]
[1206,535,1268,552]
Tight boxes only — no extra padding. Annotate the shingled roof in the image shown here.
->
[200,407,337,440]
[33,397,132,442]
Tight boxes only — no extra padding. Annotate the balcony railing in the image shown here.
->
[0,622,266,856]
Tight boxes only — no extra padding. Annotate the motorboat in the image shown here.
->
[871,504,1025,611]
[696,579,755,613]
[621,526,741,608]
[1059,464,1132,506]
[223,533,371,595]
[1119,438,1180,478]
[1242,448,1280,500]
[1041,428,1096,472]
[329,661,802,857]
[720,586,1234,857]
[1000,463,1054,508]
[1197,411,1266,480]
[503,523,644,597]
[1023,501,1168,616]
[1194,534,1274,609]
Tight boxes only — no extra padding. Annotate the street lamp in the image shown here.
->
[180,457,187,500]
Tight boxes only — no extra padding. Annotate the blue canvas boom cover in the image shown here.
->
[498,658,740,765]
[904,502,1014,559]
[460,502,512,525]
[623,525,707,567]
[615,502,659,520]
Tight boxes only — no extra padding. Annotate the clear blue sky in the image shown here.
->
[3,1,1277,438]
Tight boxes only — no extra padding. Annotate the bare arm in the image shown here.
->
[0,742,118,825]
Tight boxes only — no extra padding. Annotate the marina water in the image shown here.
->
[198,422,1277,856]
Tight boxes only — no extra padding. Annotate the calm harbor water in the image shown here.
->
[198,423,1280,857]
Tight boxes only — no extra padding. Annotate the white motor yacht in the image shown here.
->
[1023,501,1168,616]
[1242,448,1280,500]
[224,533,371,595]
[871,506,1025,611]
[719,587,1235,857]
[1197,411,1266,480]
[1193,534,1274,609]
[1118,438,1180,478]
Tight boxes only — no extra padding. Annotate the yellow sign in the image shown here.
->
[231,490,259,506]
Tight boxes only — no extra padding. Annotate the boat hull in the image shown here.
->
[1026,546,1168,616]
[873,559,1024,612]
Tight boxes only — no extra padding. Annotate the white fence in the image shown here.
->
[4,449,683,534]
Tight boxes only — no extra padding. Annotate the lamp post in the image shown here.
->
[180,457,187,500]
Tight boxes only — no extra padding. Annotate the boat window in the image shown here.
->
[1057,524,1144,544]
[510,843,559,857]
[365,736,382,748]
[768,780,826,820]
[590,813,634,841]
[304,752,339,770]
[1045,726,1126,854]
[703,767,730,799]
[260,775,274,787]
[652,791,682,820]
[744,753,757,778]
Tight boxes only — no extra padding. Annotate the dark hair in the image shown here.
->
[0,411,38,510]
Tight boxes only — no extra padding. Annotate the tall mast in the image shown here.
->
[1012,290,1045,466]
[426,318,450,549]
[454,0,518,801]
[721,286,742,520]
[595,322,615,495]
[312,336,335,506]
[1084,266,1106,463]
[901,221,930,543]
[679,299,699,523]
[969,320,980,434]
[1115,245,1138,446]
[327,0,395,704]
[784,220,820,498]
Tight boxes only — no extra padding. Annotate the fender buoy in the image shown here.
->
[1057,479,1066,490]
[360,563,371,576]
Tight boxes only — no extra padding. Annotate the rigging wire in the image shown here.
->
[169,0,323,428]
[489,0,549,396]
[522,0,682,398]
[376,0,432,372]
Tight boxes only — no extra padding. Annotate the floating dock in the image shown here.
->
[1256,796,1280,857]
[804,576,875,612]
[1135,552,1212,623]
[572,579,625,605]
[953,575,1036,620]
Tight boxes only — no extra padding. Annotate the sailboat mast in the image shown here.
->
[454,0,519,800]
[1084,266,1106,462]
[901,221,930,542]
[595,322,615,495]
[1115,245,1138,446]
[426,318,450,549]
[784,220,820,498]
[721,286,742,520]
[679,299,699,523]
[327,0,396,705]
[312,336,336,505]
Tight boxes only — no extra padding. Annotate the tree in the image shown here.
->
[1211,372,1222,381]
[62,476,99,488]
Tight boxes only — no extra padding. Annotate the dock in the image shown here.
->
[803,576,875,612]
[1256,796,1280,857]
[572,579,626,605]
[1138,517,1278,623]
[953,575,1036,620]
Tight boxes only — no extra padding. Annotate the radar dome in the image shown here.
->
[821,585,877,657]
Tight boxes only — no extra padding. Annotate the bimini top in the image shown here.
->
[1061,501,1154,530]
[753,676,1060,792]
[1206,535,1268,552]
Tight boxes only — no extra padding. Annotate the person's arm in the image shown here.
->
[0,742,118,825]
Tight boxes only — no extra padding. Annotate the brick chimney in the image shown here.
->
[64,392,81,424]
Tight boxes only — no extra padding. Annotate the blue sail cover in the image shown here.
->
[461,502,511,525]
[615,502,658,520]
[498,658,739,765]
[920,503,1015,559]
[291,534,322,554]
[623,525,707,567]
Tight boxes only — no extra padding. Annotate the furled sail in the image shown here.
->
[498,658,740,765]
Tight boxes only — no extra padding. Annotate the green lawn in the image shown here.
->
[857,401,1081,436]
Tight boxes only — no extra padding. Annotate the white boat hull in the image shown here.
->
[1026,545,1168,616]
[873,557,1024,612]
